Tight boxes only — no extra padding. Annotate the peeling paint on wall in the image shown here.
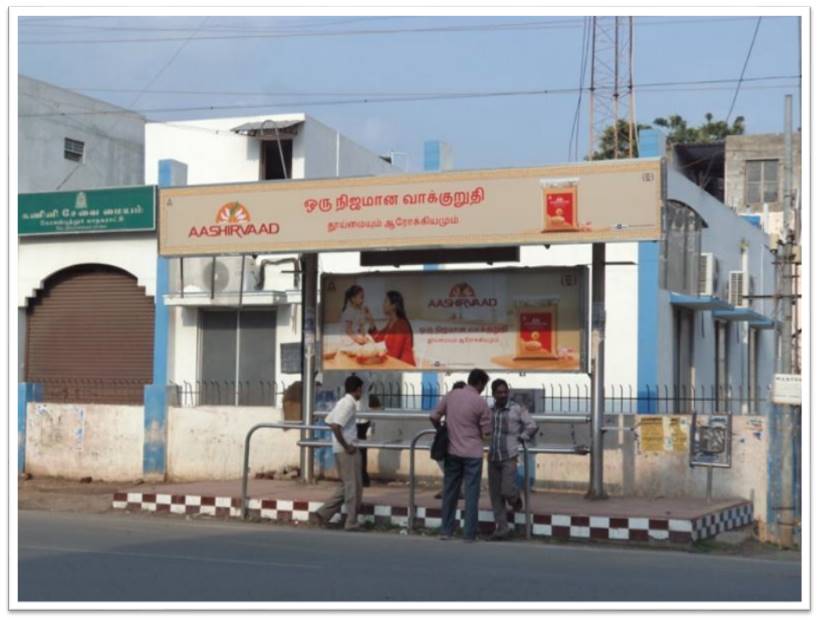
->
[747,417,764,440]
[25,403,144,481]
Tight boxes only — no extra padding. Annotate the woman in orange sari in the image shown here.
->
[367,290,416,366]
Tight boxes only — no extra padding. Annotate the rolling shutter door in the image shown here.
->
[25,265,155,404]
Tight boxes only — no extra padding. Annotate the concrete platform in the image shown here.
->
[113,479,753,545]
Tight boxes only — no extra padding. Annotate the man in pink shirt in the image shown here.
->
[430,369,492,542]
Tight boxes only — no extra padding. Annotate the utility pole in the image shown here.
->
[777,94,795,548]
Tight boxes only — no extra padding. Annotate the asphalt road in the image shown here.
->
[17,510,801,603]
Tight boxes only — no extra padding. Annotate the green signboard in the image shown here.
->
[18,186,155,236]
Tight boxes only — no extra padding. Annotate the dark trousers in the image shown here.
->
[440,455,483,540]
[488,457,520,532]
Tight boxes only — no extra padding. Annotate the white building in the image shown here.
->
[146,114,398,405]
[18,76,151,398]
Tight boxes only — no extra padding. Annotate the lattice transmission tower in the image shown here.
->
[588,17,636,159]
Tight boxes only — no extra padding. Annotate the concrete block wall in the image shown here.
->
[166,407,300,481]
[724,133,802,213]
[25,403,144,481]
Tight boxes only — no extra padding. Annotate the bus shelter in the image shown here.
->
[157,157,666,498]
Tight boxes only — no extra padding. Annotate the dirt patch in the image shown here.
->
[17,476,140,514]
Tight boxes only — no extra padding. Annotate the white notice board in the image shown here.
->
[772,374,801,406]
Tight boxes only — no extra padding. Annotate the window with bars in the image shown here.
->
[660,201,703,294]
[64,137,85,162]
[745,159,778,205]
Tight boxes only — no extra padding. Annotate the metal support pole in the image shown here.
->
[587,243,608,499]
[522,439,532,539]
[408,428,437,534]
[705,466,713,504]
[300,253,319,483]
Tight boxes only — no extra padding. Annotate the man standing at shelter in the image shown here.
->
[487,379,538,540]
[313,375,365,531]
[430,369,492,542]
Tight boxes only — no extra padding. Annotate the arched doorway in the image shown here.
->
[25,264,155,404]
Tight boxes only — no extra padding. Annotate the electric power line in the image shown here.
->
[19,83,799,124]
[726,16,764,124]
[18,15,396,33]
[19,78,799,120]
[17,16,763,45]
[699,16,764,187]
[568,16,591,161]
[42,73,800,99]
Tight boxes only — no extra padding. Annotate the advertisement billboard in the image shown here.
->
[158,158,663,256]
[320,267,587,373]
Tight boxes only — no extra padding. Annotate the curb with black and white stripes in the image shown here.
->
[113,492,753,544]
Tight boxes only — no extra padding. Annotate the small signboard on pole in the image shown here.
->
[772,374,801,406]
[689,413,731,468]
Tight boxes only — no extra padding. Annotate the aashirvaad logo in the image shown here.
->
[428,282,497,308]
[188,202,280,238]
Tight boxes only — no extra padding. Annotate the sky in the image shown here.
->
[16,12,803,173]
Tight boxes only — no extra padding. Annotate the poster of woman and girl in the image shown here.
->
[341,284,416,366]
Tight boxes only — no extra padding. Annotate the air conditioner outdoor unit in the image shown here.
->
[698,253,720,297]
[728,270,747,308]
[180,256,259,295]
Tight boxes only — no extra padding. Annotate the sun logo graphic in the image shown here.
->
[448,282,476,298]
[216,202,251,224]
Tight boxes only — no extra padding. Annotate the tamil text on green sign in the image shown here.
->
[19,186,156,236]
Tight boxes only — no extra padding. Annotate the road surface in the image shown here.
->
[17,510,801,603]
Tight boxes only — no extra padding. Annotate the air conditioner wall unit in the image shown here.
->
[179,256,259,295]
[728,270,747,308]
[698,253,720,297]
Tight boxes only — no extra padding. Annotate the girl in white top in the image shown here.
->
[341,285,372,345]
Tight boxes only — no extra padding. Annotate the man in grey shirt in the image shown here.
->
[430,369,492,542]
[487,378,538,540]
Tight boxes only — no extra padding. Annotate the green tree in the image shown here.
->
[590,113,746,160]
[652,113,745,143]
[590,119,651,160]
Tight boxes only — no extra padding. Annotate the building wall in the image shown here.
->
[17,233,157,308]
[166,406,300,480]
[19,76,145,193]
[297,115,396,179]
[25,402,144,480]
[145,113,395,186]
[156,114,397,390]
[144,118,270,185]
[724,133,802,215]
[666,171,777,413]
